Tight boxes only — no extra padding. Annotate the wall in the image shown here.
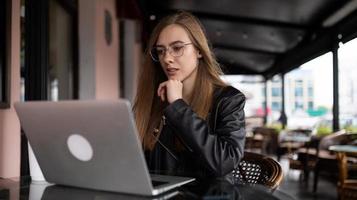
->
[0,0,21,178]
[122,20,141,103]
[79,0,119,100]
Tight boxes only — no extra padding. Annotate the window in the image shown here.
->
[271,87,281,97]
[221,75,265,128]
[308,86,313,97]
[0,0,9,108]
[338,38,357,131]
[295,79,303,85]
[48,0,77,100]
[295,87,303,97]
[272,101,281,111]
[308,101,314,110]
[295,101,304,110]
[24,0,78,101]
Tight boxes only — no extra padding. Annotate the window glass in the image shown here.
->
[308,86,313,97]
[48,0,75,101]
[0,0,9,107]
[267,75,282,124]
[338,38,357,132]
[221,75,265,132]
[286,52,333,132]
[272,101,281,111]
[294,87,303,97]
[272,87,281,97]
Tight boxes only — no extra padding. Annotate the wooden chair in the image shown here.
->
[250,127,279,155]
[232,151,283,191]
[277,129,312,161]
[288,135,320,180]
[334,148,357,200]
[340,181,357,200]
[313,130,357,192]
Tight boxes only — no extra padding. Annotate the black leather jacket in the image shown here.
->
[145,86,246,180]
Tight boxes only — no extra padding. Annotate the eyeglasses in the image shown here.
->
[150,42,193,62]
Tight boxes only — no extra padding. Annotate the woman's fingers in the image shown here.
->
[157,82,167,102]
[157,82,165,96]
[161,89,166,101]
[157,79,183,103]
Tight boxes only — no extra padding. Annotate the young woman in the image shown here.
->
[133,11,246,179]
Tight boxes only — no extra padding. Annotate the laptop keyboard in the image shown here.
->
[151,180,169,187]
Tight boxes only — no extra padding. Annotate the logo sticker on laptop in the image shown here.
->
[67,134,93,161]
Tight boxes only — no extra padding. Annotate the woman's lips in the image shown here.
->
[166,68,179,76]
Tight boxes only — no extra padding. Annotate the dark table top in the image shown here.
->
[0,178,295,200]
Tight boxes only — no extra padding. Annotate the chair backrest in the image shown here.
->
[232,151,283,191]
[253,127,279,154]
[253,127,278,136]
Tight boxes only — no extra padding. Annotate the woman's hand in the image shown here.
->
[157,80,183,103]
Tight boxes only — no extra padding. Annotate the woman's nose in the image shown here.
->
[163,50,174,63]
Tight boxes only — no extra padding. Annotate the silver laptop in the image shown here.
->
[14,100,195,196]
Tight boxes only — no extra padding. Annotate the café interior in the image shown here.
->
[1,0,357,199]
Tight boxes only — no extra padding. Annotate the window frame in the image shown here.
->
[0,0,10,108]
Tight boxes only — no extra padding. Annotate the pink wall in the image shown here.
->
[0,0,21,178]
[95,0,119,100]
[78,0,119,100]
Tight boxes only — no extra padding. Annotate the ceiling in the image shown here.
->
[135,0,357,79]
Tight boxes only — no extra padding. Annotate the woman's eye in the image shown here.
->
[156,48,165,55]
[172,46,184,52]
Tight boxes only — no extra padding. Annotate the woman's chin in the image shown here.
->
[167,75,181,81]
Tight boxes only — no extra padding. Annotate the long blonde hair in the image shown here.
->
[133,11,227,150]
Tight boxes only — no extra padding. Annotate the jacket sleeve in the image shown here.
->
[163,93,246,176]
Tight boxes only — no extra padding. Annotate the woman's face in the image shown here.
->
[155,24,201,82]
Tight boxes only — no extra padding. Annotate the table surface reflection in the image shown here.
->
[0,178,295,200]
[329,145,357,153]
